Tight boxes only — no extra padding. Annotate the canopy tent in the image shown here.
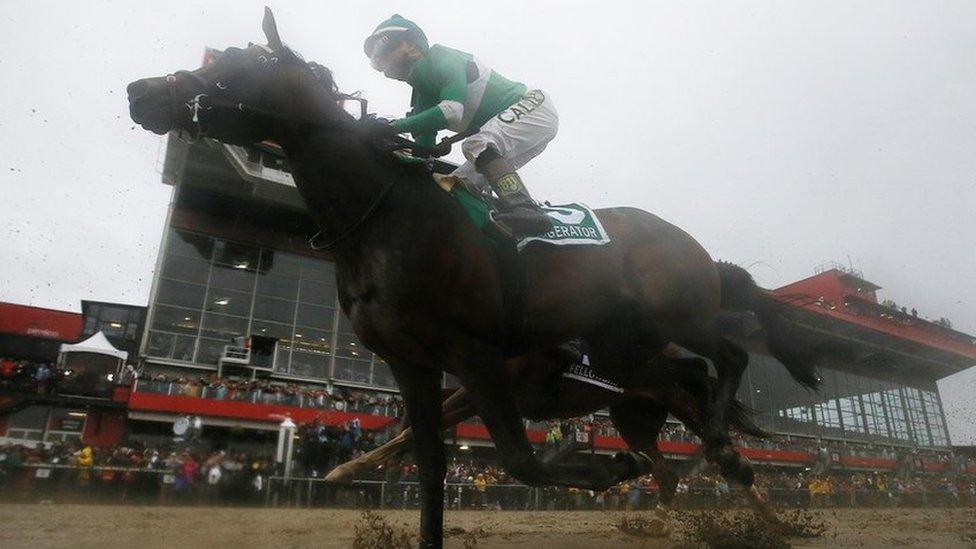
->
[58,331,128,361]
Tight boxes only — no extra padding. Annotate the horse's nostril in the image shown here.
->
[127,79,150,100]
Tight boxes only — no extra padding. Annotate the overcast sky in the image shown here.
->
[1,1,974,441]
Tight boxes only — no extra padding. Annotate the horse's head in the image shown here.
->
[127,8,349,145]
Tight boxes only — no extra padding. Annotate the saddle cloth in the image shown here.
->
[560,352,624,394]
[434,174,611,251]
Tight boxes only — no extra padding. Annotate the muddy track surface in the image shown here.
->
[2,504,975,548]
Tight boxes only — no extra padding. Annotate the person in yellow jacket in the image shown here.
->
[75,446,94,484]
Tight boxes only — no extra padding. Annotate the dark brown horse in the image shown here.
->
[127,10,818,546]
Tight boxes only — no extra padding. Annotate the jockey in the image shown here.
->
[364,14,557,237]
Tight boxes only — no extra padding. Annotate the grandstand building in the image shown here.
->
[3,132,976,475]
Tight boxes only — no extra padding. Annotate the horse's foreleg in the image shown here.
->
[387,361,445,549]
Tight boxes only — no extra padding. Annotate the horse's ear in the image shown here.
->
[262,6,283,50]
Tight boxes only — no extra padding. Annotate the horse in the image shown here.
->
[324,343,769,509]
[127,10,819,546]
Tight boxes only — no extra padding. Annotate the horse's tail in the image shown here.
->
[715,261,822,390]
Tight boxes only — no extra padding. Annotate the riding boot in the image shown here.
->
[488,172,554,238]
[474,149,553,238]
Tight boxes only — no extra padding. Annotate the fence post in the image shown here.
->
[380,482,386,510]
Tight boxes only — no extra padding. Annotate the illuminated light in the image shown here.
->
[184,317,191,321]
[214,299,229,306]
[295,334,303,338]
[320,338,326,342]
[234,262,249,269]
[106,374,114,382]
[351,351,359,356]
[349,342,356,346]
[109,322,123,328]
[459,444,470,451]
[68,412,87,418]
[260,328,266,332]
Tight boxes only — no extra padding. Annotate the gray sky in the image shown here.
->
[1,1,975,440]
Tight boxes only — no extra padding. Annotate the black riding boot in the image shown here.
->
[476,148,553,238]
[489,172,553,238]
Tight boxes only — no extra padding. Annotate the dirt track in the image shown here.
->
[2,504,975,548]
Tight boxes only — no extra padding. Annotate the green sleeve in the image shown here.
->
[391,47,469,135]
[392,107,448,135]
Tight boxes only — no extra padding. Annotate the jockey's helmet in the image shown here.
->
[363,14,429,76]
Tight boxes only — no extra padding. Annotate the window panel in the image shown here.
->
[301,256,335,282]
[151,306,201,336]
[161,253,210,285]
[157,279,207,310]
[205,289,253,317]
[253,296,296,323]
[200,312,249,340]
[147,331,175,358]
[292,328,332,356]
[296,303,334,331]
[334,357,371,383]
[172,336,196,362]
[289,350,330,379]
[251,320,293,339]
[195,338,228,365]
[336,332,369,360]
[372,360,396,388]
[168,230,214,260]
[256,273,300,300]
[259,249,302,278]
[209,263,257,293]
[299,279,337,307]
[213,240,260,270]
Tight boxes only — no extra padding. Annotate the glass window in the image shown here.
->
[168,230,214,260]
[251,320,293,339]
[172,336,196,362]
[259,249,302,278]
[296,303,334,331]
[372,360,396,388]
[161,253,210,285]
[256,273,300,300]
[213,240,260,270]
[292,328,332,356]
[147,331,175,358]
[157,279,207,310]
[838,396,864,435]
[205,289,252,317]
[289,351,331,379]
[253,296,296,323]
[334,357,371,383]
[336,332,369,360]
[196,338,228,365]
[301,256,335,282]
[883,389,910,441]
[209,263,257,293]
[200,312,249,340]
[151,306,201,336]
[299,279,337,307]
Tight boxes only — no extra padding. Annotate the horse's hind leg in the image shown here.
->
[675,330,755,488]
[608,399,678,507]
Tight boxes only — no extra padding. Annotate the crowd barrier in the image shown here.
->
[3,464,967,510]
